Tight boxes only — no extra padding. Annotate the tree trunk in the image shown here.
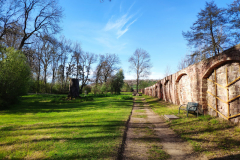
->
[37,58,40,93]
[51,69,55,94]
[44,68,47,93]
[68,79,79,98]
[136,75,139,93]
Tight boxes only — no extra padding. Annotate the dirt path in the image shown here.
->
[122,98,208,160]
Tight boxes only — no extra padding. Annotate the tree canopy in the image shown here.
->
[0,46,31,109]
[182,1,228,60]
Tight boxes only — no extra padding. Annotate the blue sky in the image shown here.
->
[58,0,231,80]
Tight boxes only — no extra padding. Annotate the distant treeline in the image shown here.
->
[123,80,159,91]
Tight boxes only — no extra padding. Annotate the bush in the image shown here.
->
[0,47,31,109]
[120,95,133,100]
[83,85,91,94]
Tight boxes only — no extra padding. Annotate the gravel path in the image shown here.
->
[122,98,208,160]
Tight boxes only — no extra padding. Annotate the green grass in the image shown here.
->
[0,94,133,159]
[133,115,147,118]
[135,110,146,113]
[148,145,170,160]
[143,95,240,159]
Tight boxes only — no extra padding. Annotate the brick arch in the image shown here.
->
[155,84,158,97]
[164,79,169,85]
[176,73,187,82]
[159,82,163,99]
[164,79,173,102]
[202,60,240,79]
[175,73,191,105]
[175,73,187,104]
[201,60,240,116]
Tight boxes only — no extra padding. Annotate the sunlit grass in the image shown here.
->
[135,110,146,113]
[143,95,240,159]
[0,94,133,159]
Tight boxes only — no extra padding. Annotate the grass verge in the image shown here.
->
[143,95,240,159]
[0,94,133,159]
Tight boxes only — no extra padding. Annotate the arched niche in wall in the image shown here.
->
[150,87,153,96]
[155,84,158,98]
[175,73,191,105]
[159,82,163,99]
[164,80,170,102]
[202,60,240,122]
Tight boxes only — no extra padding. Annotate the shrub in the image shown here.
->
[0,47,31,109]
[120,95,133,100]
[83,85,92,94]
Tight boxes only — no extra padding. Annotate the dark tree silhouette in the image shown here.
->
[18,0,63,50]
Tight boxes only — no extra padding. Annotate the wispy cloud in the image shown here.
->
[104,2,139,39]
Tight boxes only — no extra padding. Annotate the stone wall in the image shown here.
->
[142,44,240,123]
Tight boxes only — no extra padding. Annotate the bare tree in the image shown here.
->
[93,53,120,85]
[49,38,59,93]
[79,52,97,94]
[71,41,82,79]
[93,54,105,86]
[128,48,152,93]
[102,53,120,83]
[17,0,63,50]
[0,0,21,41]
[33,38,43,92]
[3,22,23,48]
[164,65,171,77]
[58,36,71,91]
[38,34,55,90]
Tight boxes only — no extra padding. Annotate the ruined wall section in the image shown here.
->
[142,45,240,122]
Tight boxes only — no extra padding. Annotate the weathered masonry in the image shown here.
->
[142,44,240,123]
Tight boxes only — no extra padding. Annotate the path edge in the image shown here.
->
[117,98,134,160]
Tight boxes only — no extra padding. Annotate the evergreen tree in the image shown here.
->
[182,1,228,60]
[227,0,240,44]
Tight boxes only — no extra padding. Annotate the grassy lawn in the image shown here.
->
[0,94,133,159]
[143,95,240,159]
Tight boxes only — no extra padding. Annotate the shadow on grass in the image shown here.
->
[0,120,126,145]
[0,120,126,132]
[184,136,240,159]
[0,100,132,115]
[0,136,122,159]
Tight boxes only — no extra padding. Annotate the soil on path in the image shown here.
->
[122,98,208,160]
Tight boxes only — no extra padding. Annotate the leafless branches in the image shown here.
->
[93,53,120,85]
[128,48,152,92]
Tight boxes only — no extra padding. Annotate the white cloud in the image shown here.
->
[104,2,139,38]
[115,18,138,38]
